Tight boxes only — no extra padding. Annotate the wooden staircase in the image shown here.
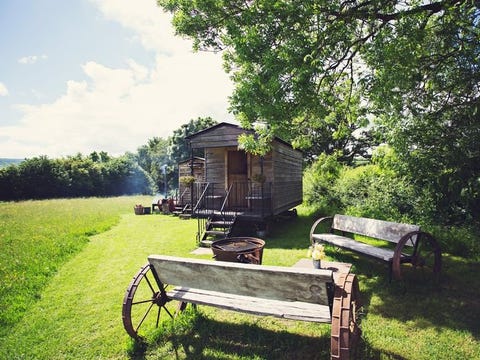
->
[173,203,192,219]
[199,213,236,247]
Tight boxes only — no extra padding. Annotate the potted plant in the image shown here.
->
[134,204,144,215]
[179,175,196,186]
[307,243,326,269]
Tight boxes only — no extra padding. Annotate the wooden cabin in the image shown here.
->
[185,123,303,226]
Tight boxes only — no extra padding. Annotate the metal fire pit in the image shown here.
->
[211,237,265,265]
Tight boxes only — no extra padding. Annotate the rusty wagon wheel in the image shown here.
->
[122,263,184,340]
[391,231,442,280]
[330,273,362,360]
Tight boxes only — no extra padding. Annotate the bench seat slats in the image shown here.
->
[167,287,332,323]
[149,255,333,306]
[312,233,394,262]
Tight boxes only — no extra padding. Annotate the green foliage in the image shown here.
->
[135,137,170,193]
[427,224,480,260]
[303,154,420,222]
[0,153,153,200]
[304,153,477,258]
[159,0,378,161]
[237,121,273,156]
[303,153,342,214]
[334,164,424,223]
[363,2,480,226]
[0,118,216,201]
[168,117,216,163]
[179,175,195,185]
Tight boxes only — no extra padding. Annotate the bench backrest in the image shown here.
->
[148,255,333,306]
[332,214,420,245]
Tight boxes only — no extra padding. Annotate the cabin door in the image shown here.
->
[227,150,248,207]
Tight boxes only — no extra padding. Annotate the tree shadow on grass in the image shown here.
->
[267,209,480,340]
[129,313,329,359]
[127,308,416,360]
[332,250,480,340]
[264,211,320,250]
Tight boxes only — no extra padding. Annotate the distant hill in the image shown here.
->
[0,158,24,168]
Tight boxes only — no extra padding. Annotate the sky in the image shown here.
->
[0,0,234,159]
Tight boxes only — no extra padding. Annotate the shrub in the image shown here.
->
[334,164,423,222]
[426,224,480,260]
[303,153,478,258]
[303,153,343,214]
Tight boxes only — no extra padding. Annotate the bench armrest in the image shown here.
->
[309,216,334,245]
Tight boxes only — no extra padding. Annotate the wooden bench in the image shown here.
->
[122,255,361,360]
[310,214,442,280]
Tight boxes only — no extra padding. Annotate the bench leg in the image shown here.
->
[330,273,362,360]
[392,231,442,281]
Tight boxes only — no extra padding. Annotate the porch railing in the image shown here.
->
[191,181,274,244]
[219,181,272,218]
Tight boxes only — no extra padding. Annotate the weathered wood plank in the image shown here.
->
[148,255,333,306]
[312,234,395,262]
[167,287,332,323]
[333,214,420,245]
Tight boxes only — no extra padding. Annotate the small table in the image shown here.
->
[293,259,352,282]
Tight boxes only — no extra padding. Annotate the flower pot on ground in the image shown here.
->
[134,204,144,215]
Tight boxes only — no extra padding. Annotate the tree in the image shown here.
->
[135,137,170,192]
[168,117,217,163]
[134,118,217,195]
[159,0,480,224]
[158,0,382,159]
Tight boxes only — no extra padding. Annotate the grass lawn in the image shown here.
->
[0,197,479,359]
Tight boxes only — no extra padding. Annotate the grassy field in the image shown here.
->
[0,197,479,359]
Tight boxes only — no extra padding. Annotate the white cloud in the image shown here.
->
[4,52,233,158]
[89,0,187,54]
[18,54,48,65]
[0,82,8,96]
[0,0,234,158]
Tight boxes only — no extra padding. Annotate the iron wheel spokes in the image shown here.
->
[122,263,171,340]
[414,234,442,275]
[392,231,442,280]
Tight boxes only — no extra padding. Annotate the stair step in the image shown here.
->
[208,221,233,228]
[179,214,191,220]
[204,230,227,236]
[200,239,214,247]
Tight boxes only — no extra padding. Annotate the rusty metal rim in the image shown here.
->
[330,273,362,360]
[122,263,166,340]
[392,231,442,280]
[212,237,265,249]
